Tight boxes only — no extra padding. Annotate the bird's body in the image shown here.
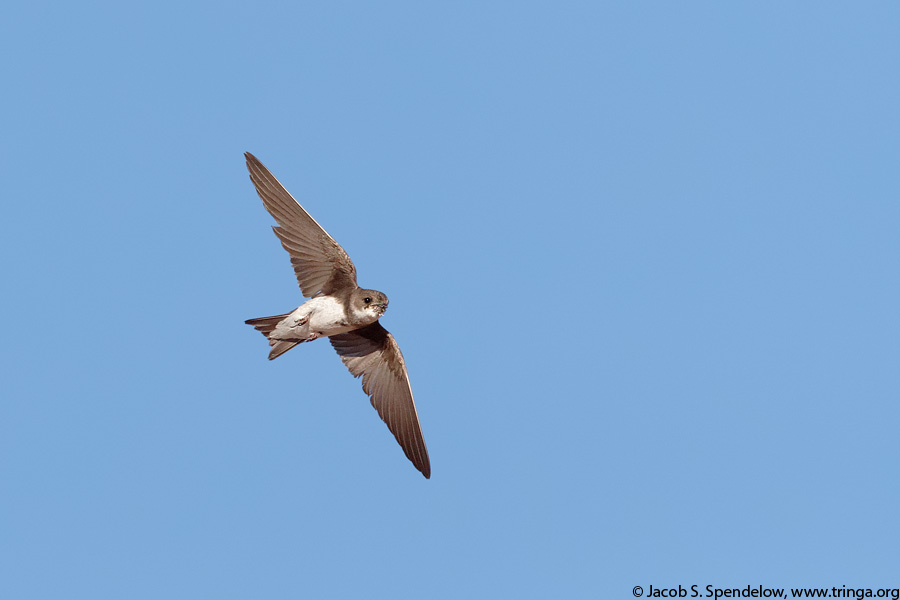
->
[248,289,388,359]
[243,153,430,478]
[278,295,364,340]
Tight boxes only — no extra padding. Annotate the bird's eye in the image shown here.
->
[364,297,372,304]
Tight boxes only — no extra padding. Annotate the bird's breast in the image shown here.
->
[303,295,356,336]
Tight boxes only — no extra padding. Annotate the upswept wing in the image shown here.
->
[329,322,431,478]
[245,153,357,297]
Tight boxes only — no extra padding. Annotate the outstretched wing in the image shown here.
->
[245,152,357,297]
[329,322,431,478]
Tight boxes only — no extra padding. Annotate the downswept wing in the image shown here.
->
[245,152,357,297]
[329,322,431,478]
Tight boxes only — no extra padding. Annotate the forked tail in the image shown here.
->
[245,313,300,360]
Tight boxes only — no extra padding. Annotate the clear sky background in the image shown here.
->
[2,2,899,599]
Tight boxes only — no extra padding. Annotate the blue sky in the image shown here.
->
[2,2,899,598]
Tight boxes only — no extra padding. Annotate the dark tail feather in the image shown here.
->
[245,313,289,336]
[267,340,300,360]
[245,313,300,360]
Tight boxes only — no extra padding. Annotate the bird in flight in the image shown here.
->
[243,153,430,478]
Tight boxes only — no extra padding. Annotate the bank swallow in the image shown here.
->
[243,153,430,479]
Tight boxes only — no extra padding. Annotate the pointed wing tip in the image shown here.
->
[410,444,431,479]
[245,152,264,171]
[416,451,431,479]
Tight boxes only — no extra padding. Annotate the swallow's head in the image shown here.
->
[352,288,389,320]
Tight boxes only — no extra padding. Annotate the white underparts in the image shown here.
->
[269,295,373,341]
